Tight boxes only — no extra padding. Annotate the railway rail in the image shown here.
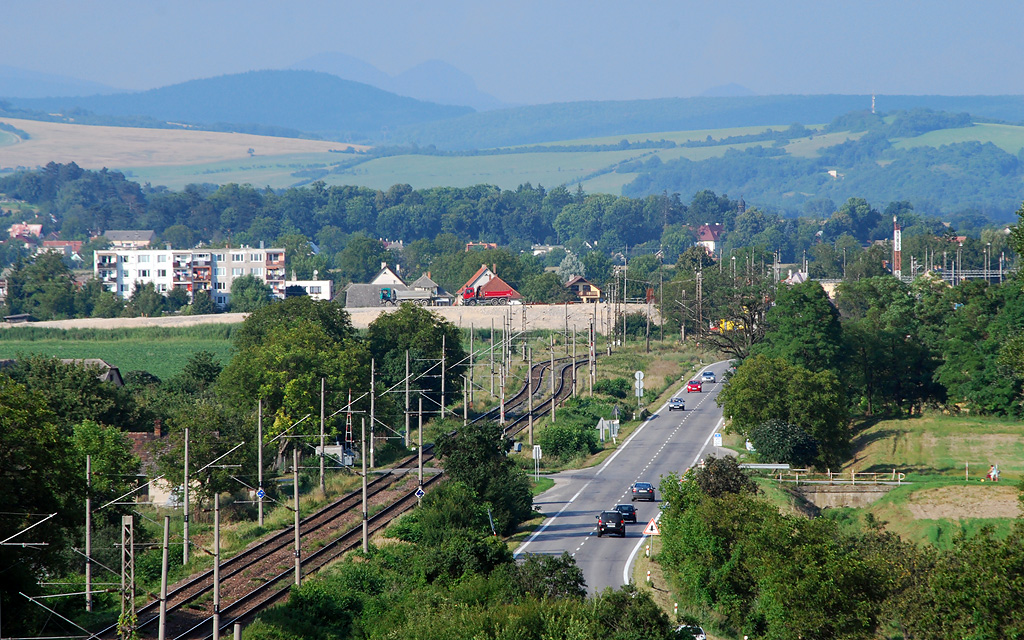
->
[101,356,590,639]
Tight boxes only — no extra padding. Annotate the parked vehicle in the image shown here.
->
[686,380,703,392]
[462,284,515,305]
[675,624,706,640]
[668,397,686,411]
[631,481,656,501]
[614,503,638,522]
[380,287,432,306]
[596,510,626,537]
[701,371,716,384]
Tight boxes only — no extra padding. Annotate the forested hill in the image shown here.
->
[392,94,1024,150]
[4,70,474,139]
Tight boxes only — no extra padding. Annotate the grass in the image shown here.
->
[531,477,554,495]
[893,122,1024,154]
[0,325,236,379]
[124,152,343,190]
[846,412,1024,481]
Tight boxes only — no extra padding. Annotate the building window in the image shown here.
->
[232,253,244,262]
[215,282,225,290]
[157,254,168,263]
[119,284,128,292]
[214,253,225,261]
[250,253,263,262]
[157,269,167,277]
[138,270,150,278]
[232,268,243,276]
[309,286,321,294]
[216,296,226,304]
[250,267,263,276]
[138,255,150,263]
[122,270,130,278]
[157,284,167,292]
[214,267,225,276]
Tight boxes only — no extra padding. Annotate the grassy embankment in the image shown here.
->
[0,325,236,380]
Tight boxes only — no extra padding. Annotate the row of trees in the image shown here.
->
[659,459,1024,639]
[0,299,466,634]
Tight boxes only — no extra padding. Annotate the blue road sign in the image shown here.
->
[415,487,425,498]
[256,488,266,499]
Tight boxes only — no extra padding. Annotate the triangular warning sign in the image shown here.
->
[643,518,661,536]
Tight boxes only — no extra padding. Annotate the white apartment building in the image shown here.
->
[95,246,286,306]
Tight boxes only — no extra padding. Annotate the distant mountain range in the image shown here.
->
[4,70,474,138]
[0,65,122,98]
[288,52,509,111]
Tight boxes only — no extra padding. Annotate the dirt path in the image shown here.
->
[5,303,657,334]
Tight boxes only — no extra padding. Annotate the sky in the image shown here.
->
[4,0,1024,104]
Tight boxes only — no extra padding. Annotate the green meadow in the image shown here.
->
[0,325,236,380]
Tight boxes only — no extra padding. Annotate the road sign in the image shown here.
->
[713,433,722,447]
[634,378,644,398]
[415,487,425,498]
[634,370,645,381]
[643,518,661,536]
[532,445,543,460]
[256,488,265,499]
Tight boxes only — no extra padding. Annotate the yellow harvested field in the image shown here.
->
[0,117,366,169]
[903,484,1019,520]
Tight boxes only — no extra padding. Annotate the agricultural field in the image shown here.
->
[122,152,342,190]
[0,130,18,147]
[0,116,358,173]
[0,325,236,380]
[892,121,1024,154]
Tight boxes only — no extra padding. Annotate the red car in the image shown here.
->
[686,380,703,393]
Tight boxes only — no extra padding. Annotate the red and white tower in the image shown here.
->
[893,216,902,278]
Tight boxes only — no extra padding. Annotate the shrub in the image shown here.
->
[537,423,599,461]
[748,419,819,468]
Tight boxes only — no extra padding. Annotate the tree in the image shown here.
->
[189,289,217,315]
[513,552,586,599]
[556,252,585,282]
[366,304,466,417]
[693,454,759,498]
[434,421,532,535]
[521,272,575,303]
[748,419,819,467]
[753,279,843,374]
[229,274,273,312]
[125,281,165,317]
[4,252,77,319]
[232,297,355,352]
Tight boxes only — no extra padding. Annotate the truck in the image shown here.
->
[461,284,516,305]
[379,287,433,306]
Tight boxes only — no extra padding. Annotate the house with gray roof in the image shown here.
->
[104,230,156,249]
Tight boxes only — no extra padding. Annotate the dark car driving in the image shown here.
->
[631,481,655,501]
[596,510,626,537]
[614,503,638,522]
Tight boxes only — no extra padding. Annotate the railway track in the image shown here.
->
[104,357,590,639]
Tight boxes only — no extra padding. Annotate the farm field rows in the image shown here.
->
[893,121,1024,154]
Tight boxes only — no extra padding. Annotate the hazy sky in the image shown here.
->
[5,0,1023,103]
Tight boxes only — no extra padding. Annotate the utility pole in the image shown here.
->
[293,448,300,586]
[499,361,506,426]
[85,455,92,612]
[361,418,368,553]
[213,494,221,640]
[369,359,375,468]
[463,375,468,426]
[490,318,495,397]
[528,347,534,446]
[158,516,169,640]
[550,334,556,424]
[182,427,189,565]
[120,515,134,640]
[405,350,410,448]
[257,400,264,527]
[572,326,577,397]
[469,325,475,405]
[441,334,447,418]
[319,377,325,494]
[589,317,595,396]
[417,397,423,498]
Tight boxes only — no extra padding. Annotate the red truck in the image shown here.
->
[462,285,516,305]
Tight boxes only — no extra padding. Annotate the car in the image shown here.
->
[675,624,706,640]
[701,371,716,384]
[596,510,626,537]
[631,481,656,501]
[686,380,703,393]
[668,397,686,411]
[614,503,637,522]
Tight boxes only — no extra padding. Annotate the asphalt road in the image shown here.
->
[514,360,730,594]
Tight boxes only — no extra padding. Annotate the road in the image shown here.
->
[514,361,730,594]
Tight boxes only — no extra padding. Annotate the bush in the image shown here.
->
[594,377,630,398]
[537,423,599,461]
[748,419,819,468]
